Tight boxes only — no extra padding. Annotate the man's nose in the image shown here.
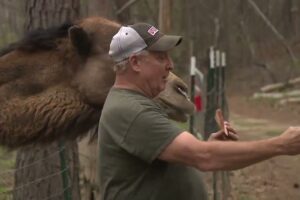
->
[166,55,174,71]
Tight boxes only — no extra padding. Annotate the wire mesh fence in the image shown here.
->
[0,145,73,200]
[0,140,100,200]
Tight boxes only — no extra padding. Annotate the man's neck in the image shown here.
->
[114,75,150,97]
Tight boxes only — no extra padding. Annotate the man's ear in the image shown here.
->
[128,55,141,72]
[68,26,92,57]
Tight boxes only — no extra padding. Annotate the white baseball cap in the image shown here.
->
[109,23,182,62]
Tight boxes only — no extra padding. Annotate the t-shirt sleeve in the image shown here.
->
[120,109,183,163]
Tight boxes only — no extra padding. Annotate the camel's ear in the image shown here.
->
[69,26,92,57]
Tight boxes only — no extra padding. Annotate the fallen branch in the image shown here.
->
[116,0,141,15]
[279,97,300,105]
[247,0,298,82]
[253,90,300,100]
[260,77,300,92]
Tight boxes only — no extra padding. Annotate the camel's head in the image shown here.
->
[155,72,195,122]
[69,17,120,57]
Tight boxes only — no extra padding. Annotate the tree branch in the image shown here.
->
[116,0,141,15]
[247,0,298,82]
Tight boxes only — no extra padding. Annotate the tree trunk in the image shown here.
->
[158,0,172,33]
[81,0,114,18]
[112,0,132,23]
[13,1,81,200]
[24,0,80,31]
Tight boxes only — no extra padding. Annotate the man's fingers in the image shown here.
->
[226,132,239,141]
[215,109,225,129]
[219,130,239,141]
[225,126,237,135]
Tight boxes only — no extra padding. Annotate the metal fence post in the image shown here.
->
[58,141,72,200]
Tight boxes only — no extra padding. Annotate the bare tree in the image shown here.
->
[289,0,299,38]
[158,0,172,33]
[247,0,297,82]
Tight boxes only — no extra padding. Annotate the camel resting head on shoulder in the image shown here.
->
[0,17,195,149]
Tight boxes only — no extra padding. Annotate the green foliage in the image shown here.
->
[0,147,15,169]
[238,195,255,200]
[175,121,188,130]
[0,147,15,198]
[0,187,11,200]
[265,129,282,137]
[0,24,19,49]
[0,186,8,193]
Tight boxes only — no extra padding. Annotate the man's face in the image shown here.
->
[137,51,173,98]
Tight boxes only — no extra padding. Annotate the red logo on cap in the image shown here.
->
[148,26,159,36]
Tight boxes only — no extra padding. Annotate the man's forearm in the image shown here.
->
[196,137,284,171]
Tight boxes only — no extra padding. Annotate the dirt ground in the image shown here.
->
[225,96,300,200]
[211,58,300,199]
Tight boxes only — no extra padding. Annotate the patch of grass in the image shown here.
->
[238,195,254,200]
[265,129,282,137]
[0,186,8,193]
[0,187,12,200]
[233,118,269,127]
[174,121,205,140]
[0,147,15,196]
[0,147,15,169]
[174,121,188,130]
[0,185,12,200]
[0,158,15,169]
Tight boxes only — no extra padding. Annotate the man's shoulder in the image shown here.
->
[99,88,164,135]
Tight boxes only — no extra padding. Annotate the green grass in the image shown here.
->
[0,182,12,200]
[0,148,15,169]
[0,147,15,198]
[0,186,8,193]
[265,129,282,137]
[238,195,254,200]
[175,121,188,130]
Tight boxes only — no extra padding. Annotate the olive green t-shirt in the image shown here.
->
[98,88,207,200]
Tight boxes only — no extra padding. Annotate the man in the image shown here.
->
[98,23,300,200]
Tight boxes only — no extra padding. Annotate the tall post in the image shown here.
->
[204,47,218,140]
[189,56,196,134]
[221,52,226,112]
[158,0,172,32]
[204,47,229,200]
[58,141,72,200]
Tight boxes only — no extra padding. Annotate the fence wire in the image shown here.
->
[0,145,72,200]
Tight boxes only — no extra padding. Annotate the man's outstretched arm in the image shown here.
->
[159,127,300,171]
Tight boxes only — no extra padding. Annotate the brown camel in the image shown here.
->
[0,17,194,149]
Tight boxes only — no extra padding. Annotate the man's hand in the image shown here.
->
[278,126,300,155]
[208,121,239,141]
[211,109,238,141]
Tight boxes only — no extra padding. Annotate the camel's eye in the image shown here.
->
[176,86,190,100]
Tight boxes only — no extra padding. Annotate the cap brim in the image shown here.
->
[147,35,182,51]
